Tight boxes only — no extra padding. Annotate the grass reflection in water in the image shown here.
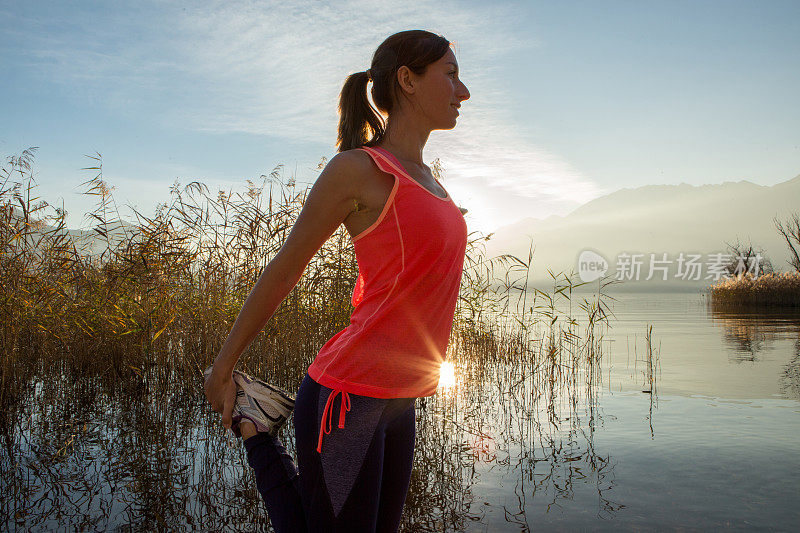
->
[1,149,641,531]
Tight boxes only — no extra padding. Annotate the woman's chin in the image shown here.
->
[432,115,460,131]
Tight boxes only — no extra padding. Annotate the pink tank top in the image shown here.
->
[307,145,468,453]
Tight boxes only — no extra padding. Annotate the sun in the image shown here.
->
[438,360,457,389]
[442,182,495,236]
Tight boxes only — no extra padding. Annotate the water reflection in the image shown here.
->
[3,365,269,530]
[2,311,629,531]
[708,302,800,396]
[6,293,800,530]
[783,348,800,400]
[396,317,632,531]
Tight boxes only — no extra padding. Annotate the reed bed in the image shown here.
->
[709,271,800,308]
[1,149,363,415]
[1,148,621,531]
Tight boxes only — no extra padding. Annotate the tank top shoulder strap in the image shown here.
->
[358,145,450,197]
[358,146,410,183]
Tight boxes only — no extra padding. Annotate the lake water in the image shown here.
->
[3,291,798,531]
[465,291,800,531]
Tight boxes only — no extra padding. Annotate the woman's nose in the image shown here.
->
[458,82,470,102]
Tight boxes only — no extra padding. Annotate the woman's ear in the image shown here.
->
[396,65,415,94]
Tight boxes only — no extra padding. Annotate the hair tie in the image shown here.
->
[365,68,372,82]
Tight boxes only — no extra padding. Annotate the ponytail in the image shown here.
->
[336,70,385,152]
[335,30,451,153]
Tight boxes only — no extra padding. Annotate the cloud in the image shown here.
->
[425,97,603,231]
[7,2,517,130]
[5,0,602,230]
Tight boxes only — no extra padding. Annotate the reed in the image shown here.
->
[1,150,360,410]
[1,148,622,530]
[708,271,800,308]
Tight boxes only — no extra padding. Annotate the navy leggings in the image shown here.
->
[243,372,417,532]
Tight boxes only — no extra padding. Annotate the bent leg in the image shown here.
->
[376,399,416,532]
[244,432,306,533]
[242,373,322,533]
[292,376,418,532]
[297,391,416,532]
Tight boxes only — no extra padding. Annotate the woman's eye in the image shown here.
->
[449,71,457,77]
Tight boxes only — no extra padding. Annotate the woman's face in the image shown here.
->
[411,48,470,130]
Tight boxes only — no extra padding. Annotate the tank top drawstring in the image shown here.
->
[317,388,351,453]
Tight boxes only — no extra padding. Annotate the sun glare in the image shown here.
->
[438,360,457,389]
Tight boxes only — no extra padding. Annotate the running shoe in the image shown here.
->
[204,365,295,438]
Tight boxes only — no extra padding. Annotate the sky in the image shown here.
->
[1,0,798,235]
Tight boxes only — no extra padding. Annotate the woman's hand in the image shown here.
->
[204,365,238,430]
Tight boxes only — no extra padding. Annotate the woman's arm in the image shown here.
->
[204,151,361,429]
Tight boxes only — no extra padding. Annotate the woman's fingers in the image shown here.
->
[202,366,238,431]
[220,379,236,430]
[203,368,233,420]
[203,378,220,412]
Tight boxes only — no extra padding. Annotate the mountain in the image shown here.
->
[6,205,140,258]
[484,174,800,292]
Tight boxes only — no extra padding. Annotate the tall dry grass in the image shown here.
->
[709,271,800,308]
[1,148,611,412]
[1,149,357,417]
[1,147,620,530]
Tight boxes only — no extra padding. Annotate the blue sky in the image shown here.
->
[1,0,798,234]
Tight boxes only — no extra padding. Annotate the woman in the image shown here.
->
[204,29,470,532]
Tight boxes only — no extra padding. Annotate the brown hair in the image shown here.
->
[336,30,452,152]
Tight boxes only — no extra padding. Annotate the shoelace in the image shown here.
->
[317,388,351,453]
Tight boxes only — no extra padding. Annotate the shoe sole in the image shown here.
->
[204,365,295,436]
[232,370,295,403]
[233,370,295,414]
[233,372,295,436]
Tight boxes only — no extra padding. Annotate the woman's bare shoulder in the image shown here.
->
[332,147,375,173]
[325,148,380,189]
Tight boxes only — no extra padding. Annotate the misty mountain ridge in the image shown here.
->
[484,174,800,291]
[7,205,140,257]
